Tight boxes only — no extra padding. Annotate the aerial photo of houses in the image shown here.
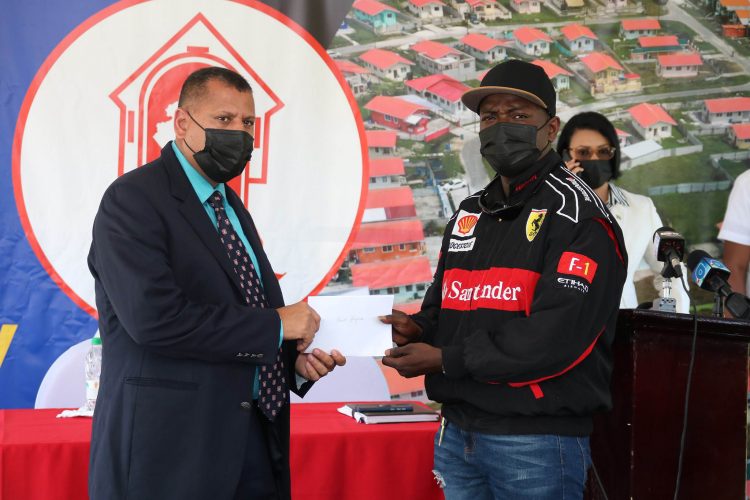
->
[322,0,750,399]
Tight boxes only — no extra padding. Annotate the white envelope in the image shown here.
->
[304,295,394,357]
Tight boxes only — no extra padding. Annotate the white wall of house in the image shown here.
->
[408,3,445,18]
[553,74,570,90]
[417,54,476,81]
[703,109,750,124]
[657,64,699,78]
[621,28,657,40]
[364,62,411,81]
[511,0,541,13]
[633,121,673,141]
[517,40,550,56]
[472,2,511,20]
[463,45,507,62]
[567,37,595,53]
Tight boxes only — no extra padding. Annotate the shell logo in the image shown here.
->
[457,215,478,235]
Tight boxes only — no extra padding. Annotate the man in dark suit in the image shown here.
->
[88,67,345,500]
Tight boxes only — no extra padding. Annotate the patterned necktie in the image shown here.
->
[207,191,287,421]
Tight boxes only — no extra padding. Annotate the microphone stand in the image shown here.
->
[712,292,724,318]
[653,262,679,313]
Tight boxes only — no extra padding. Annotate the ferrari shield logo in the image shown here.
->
[526,209,547,242]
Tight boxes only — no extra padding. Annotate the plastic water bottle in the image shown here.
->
[84,336,102,412]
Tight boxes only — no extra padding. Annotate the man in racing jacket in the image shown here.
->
[382,60,627,500]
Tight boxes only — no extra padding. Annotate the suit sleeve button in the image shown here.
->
[240,401,252,410]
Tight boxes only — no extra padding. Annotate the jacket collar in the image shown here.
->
[161,142,246,296]
[479,150,561,219]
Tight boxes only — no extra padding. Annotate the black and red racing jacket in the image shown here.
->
[413,151,628,436]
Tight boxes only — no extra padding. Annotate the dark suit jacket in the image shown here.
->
[87,143,310,500]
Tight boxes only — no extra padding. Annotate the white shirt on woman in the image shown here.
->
[608,184,690,313]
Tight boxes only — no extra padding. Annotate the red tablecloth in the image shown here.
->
[0,403,442,500]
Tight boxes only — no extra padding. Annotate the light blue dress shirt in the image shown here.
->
[172,141,282,398]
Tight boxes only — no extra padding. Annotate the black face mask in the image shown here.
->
[578,159,613,189]
[479,120,550,178]
[184,111,253,184]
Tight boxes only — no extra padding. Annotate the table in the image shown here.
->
[0,403,442,500]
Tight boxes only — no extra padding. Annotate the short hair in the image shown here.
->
[178,67,252,108]
[556,111,621,179]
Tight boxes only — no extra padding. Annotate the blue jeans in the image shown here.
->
[432,423,591,500]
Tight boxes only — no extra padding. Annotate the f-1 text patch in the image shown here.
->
[557,252,598,284]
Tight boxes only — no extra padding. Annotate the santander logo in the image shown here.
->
[441,267,540,313]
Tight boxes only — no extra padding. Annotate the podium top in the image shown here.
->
[618,309,750,342]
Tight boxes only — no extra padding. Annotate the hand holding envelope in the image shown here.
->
[303,295,394,356]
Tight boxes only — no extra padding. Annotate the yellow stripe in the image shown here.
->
[0,324,18,368]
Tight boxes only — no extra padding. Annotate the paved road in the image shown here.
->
[459,133,491,193]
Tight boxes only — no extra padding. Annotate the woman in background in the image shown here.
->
[557,112,689,313]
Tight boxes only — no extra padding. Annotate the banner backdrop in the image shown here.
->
[0,0,360,408]
[4,0,748,408]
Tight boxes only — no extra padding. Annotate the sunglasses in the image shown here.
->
[569,146,616,160]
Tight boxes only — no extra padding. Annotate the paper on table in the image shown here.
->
[304,295,394,356]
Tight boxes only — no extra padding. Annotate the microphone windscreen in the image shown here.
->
[686,249,711,272]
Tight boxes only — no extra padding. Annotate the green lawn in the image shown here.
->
[617,154,727,194]
[720,160,750,179]
[484,7,561,25]
[329,36,352,49]
[681,5,750,57]
[615,144,736,244]
[700,135,736,155]
[641,74,750,94]
[348,26,380,45]
[651,190,729,245]
[441,152,465,179]
[590,22,620,42]
[659,128,687,150]
[560,79,595,105]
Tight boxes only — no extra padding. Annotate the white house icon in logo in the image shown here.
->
[109,13,283,208]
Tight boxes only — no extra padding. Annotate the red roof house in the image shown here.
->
[702,96,750,123]
[514,27,552,56]
[460,33,509,62]
[628,102,676,141]
[656,52,702,78]
[363,186,417,220]
[359,49,414,80]
[352,219,424,249]
[351,256,433,290]
[369,157,406,178]
[366,129,398,151]
[365,95,431,134]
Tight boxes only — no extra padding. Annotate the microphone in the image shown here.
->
[686,250,731,297]
[653,227,685,278]
[686,250,750,319]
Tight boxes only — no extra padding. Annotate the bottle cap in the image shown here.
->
[91,336,102,345]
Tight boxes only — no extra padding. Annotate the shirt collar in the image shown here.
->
[608,183,629,208]
[171,141,226,204]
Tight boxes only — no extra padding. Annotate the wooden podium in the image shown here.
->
[587,309,750,500]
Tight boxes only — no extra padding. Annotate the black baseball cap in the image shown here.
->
[462,59,556,117]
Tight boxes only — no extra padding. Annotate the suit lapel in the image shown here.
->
[162,144,245,296]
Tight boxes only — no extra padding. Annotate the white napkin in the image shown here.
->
[56,407,93,418]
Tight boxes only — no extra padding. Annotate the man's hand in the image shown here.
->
[295,349,346,382]
[278,301,320,352]
[381,343,442,378]
[379,310,423,346]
